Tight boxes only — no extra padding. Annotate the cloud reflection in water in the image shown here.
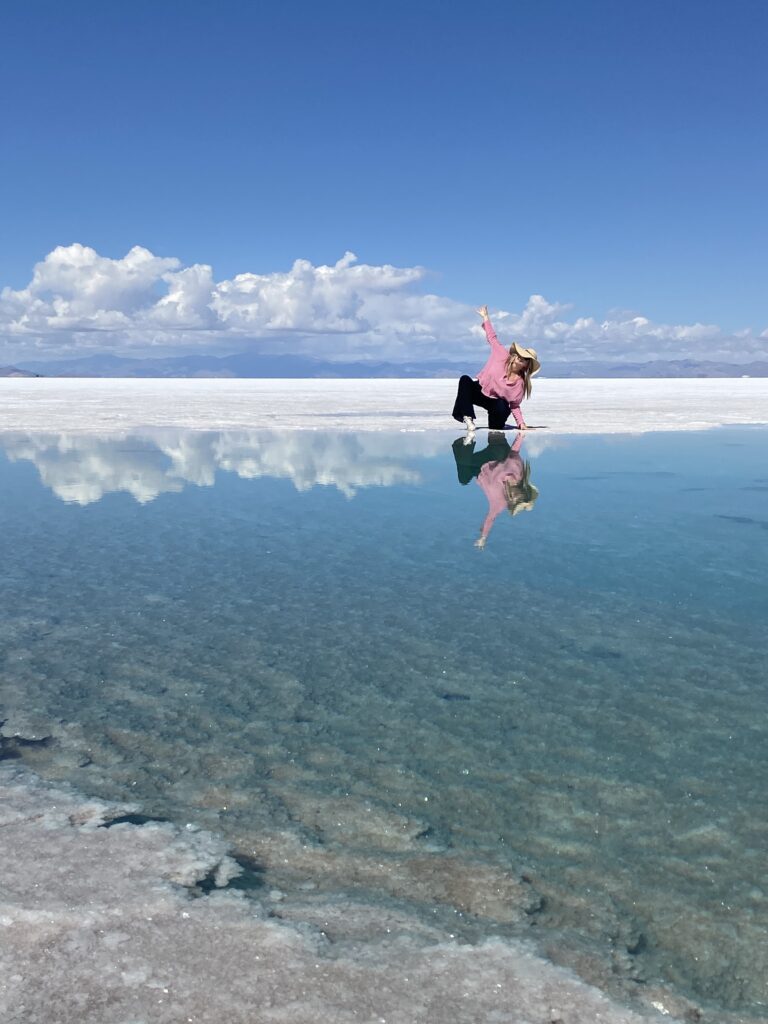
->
[0,430,452,505]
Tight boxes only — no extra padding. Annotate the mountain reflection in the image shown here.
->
[1,430,447,505]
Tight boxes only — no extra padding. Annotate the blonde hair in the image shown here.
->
[504,349,534,399]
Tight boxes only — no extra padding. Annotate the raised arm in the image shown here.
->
[476,305,503,350]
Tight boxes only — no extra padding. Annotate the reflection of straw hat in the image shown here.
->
[509,486,539,516]
[505,461,540,516]
[510,341,541,376]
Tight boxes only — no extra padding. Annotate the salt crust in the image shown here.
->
[0,764,675,1024]
[1,377,767,434]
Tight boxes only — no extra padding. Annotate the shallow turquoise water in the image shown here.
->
[1,427,767,1017]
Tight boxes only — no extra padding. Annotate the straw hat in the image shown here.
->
[510,341,541,376]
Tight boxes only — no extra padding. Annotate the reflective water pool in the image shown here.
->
[1,426,766,1019]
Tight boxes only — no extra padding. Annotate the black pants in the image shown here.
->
[451,435,512,485]
[452,375,511,429]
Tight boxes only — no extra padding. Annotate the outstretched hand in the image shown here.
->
[475,305,489,321]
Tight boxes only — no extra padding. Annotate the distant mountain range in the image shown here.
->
[0,365,42,377]
[543,359,768,378]
[4,353,768,378]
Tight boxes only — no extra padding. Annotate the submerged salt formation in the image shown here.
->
[1,578,765,1018]
[1,764,689,1024]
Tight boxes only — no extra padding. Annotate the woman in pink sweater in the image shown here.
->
[452,305,540,433]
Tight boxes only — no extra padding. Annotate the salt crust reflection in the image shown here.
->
[0,429,451,504]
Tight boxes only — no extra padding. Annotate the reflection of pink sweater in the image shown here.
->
[477,318,525,428]
[477,436,525,540]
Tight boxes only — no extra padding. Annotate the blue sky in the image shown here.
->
[1,0,766,363]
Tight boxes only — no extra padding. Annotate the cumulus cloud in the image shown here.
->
[489,295,766,364]
[1,244,766,365]
[0,245,459,360]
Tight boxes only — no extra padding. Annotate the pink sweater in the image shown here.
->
[477,435,525,540]
[477,318,526,428]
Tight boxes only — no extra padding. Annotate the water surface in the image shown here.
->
[1,427,766,1019]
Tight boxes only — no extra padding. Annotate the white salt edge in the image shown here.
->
[1,377,767,434]
[0,763,679,1024]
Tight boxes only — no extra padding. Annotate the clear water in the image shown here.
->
[1,427,767,1018]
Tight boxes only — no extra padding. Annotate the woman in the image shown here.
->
[451,432,539,548]
[474,440,539,548]
[452,305,540,433]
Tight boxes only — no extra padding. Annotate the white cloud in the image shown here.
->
[492,296,766,363]
[1,244,766,365]
[2,245,180,333]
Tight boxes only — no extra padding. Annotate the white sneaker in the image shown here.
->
[463,416,476,434]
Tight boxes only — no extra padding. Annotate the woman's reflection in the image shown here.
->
[451,432,539,548]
